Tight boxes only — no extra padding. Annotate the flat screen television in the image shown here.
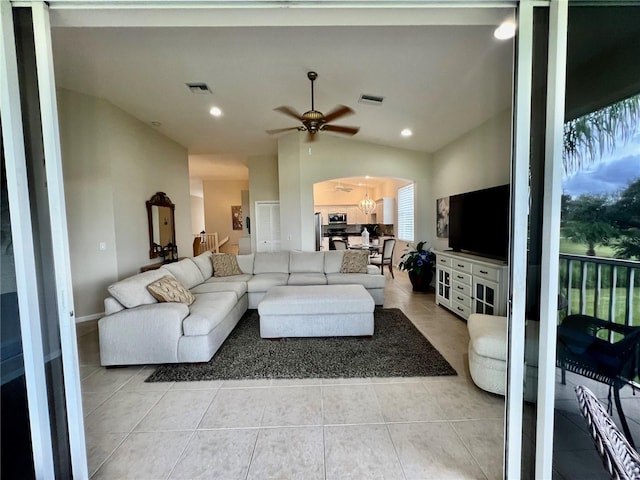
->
[448,184,510,260]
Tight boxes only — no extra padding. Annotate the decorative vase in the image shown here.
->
[408,270,433,292]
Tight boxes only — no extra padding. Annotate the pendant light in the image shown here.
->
[358,180,376,215]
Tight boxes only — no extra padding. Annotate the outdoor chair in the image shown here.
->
[575,385,640,480]
[370,238,396,278]
[558,314,640,447]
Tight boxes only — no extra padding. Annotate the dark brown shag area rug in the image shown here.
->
[145,308,457,382]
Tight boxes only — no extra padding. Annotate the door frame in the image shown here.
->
[5,1,574,478]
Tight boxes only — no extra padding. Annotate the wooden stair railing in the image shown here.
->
[192,232,220,256]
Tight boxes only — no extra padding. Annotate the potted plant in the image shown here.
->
[398,241,436,292]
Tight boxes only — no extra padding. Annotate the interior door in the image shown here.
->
[255,201,281,253]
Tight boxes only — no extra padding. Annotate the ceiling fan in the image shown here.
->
[334,181,353,192]
[266,71,360,142]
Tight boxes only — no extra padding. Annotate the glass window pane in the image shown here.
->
[554,4,640,478]
[1,131,36,480]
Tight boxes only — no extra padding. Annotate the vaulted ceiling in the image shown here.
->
[50,8,516,181]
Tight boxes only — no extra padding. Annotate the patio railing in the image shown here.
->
[559,253,639,330]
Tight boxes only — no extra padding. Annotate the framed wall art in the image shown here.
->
[436,197,449,238]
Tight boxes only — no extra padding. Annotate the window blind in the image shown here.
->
[397,183,414,242]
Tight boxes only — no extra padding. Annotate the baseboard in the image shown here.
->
[75,313,103,323]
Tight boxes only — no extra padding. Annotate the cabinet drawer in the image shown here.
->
[436,256,451,267]
[452,291,472,307]
[452,259,472,274]
[451,281,472,298]
[451,301,471,319]
[473,265,499,282]
[451,270,471,286]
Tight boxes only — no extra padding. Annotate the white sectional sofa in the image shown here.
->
[98,250,386,366]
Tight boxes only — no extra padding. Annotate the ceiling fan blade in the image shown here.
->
[266,127,301,135]
[274,106,304,121]
[322,124,360,136]
[322,105,354,123]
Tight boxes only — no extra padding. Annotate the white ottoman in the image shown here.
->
[467,313,539,402]
[258,285,375,338]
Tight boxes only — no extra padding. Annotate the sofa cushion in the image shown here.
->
[182,292,238,336]
[326,273,387,289]
[290,251,325,273]
[254,252,290,274]
[147,275,196,305]
[247,273,289,293]
[107,269,168,309]
[191,251,213,279]
[160,258,205,289]
[190,281,248,299]
[236,254,255,274]
[204,273,253,284]
[211,253,243,277]
[340,250,369,273]
[287,273,328,286]
[324,250,345,274]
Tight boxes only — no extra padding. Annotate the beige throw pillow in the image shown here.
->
[211,253,243,277]
[340,250,369,273]
[146,275,195,305]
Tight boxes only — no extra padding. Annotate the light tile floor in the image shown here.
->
[77,271,636,479]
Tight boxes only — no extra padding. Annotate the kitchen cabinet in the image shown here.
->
[375,197,395,224]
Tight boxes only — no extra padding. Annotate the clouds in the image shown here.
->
[562,153,640,198]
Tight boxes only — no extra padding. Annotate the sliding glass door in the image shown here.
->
[0,2,87,478]
[6,1,615,479]
[552,4,640,478]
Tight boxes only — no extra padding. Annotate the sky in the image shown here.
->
[562,132,640,198]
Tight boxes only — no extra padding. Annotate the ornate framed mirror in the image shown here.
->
[146,192,176,259]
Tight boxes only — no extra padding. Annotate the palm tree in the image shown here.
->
[563,93,640,174]
[563,194,616,256]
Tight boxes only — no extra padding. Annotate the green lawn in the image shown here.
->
[565,287,640,329]
[559,237,617,258]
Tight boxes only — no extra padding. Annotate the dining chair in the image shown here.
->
[332,239,347,250]
[575,385,640,480]
[370,238,396,278]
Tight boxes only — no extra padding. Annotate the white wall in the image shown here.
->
[58,88,191,319]
[247,154,279,252]
[191,195,205,234]
[202,179,249,252]
[277,132,432,251]
[430,110,512,252]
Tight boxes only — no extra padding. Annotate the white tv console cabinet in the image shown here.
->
[435,251,508,320]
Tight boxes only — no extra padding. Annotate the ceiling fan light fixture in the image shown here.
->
[267,71,359,140]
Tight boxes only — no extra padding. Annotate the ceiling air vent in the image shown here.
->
[185,82,212,94]
[359,94,384,106]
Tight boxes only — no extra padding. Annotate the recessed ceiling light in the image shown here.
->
[209,106,222,117]
[494,21,516,40]
[401,128,413,137]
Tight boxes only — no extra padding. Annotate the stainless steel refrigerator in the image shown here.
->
[314,212,323,251]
